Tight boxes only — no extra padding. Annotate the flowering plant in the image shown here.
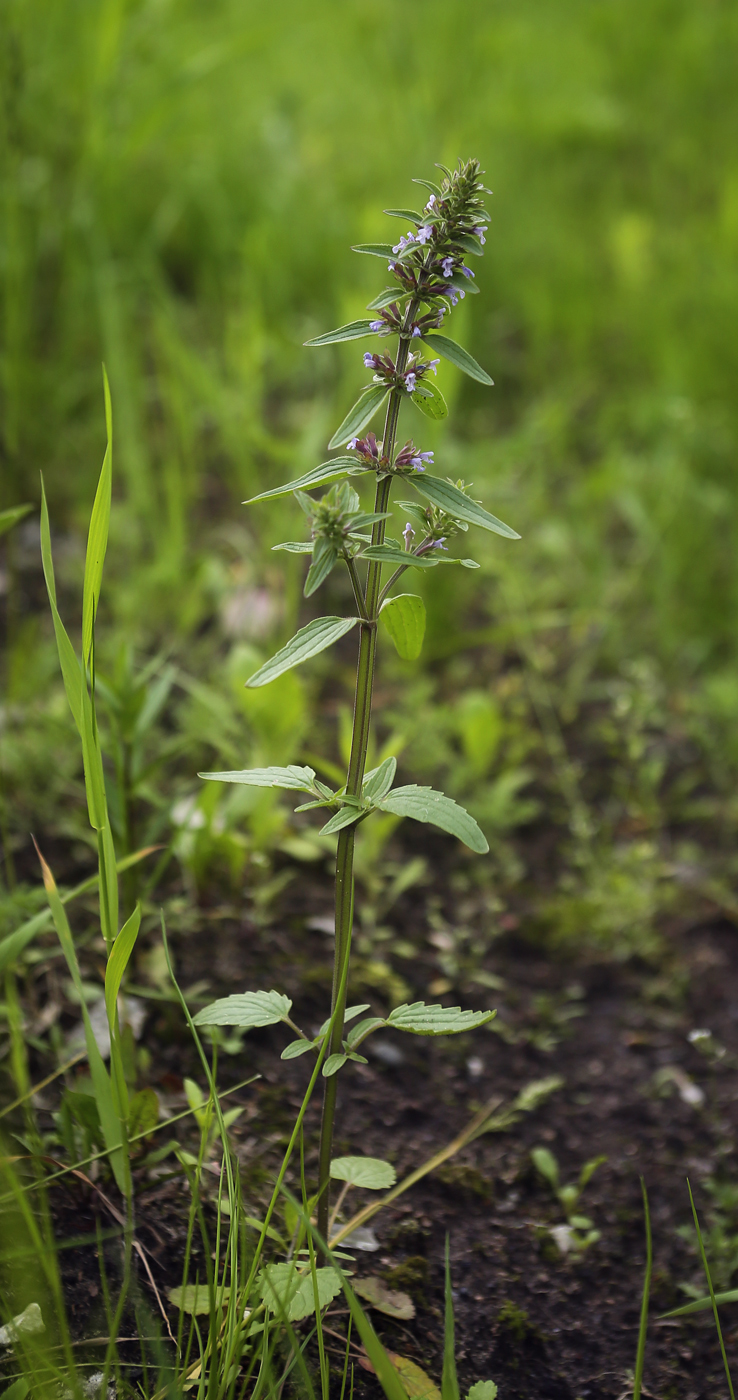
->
[194,160,520,1241]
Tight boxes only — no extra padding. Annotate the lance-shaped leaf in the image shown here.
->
[40,481,83,735]
[351,243,395,258]
[362,544,440,569]
[386,1002,495,1035]
[380,594,426,660]
[450,232,484,257]
[194,989,292,1029]
[420,334,493,386]
[246,457,361,503]
[383,208,424,223]
[104,904,141,1031]
[367,287,410,312]
[82,368,113,666]
[199,764,318,791]
[305,320,378,346]
[329,384,389,451]
[363,756,397,803]
[0,504,33,538]
[281,1038,318,1060]
[245,615,361,688]
[411,382,448,420]
[413,177,442,197]
[305,538,339,597]
[330,1157,397,1189]
[272,541,314,553]
[319,803,365,836]
[323,1052,347,1077]
[412,475,520,540]
[377,784,489,853]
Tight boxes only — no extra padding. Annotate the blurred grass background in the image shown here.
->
[2,0,738,957]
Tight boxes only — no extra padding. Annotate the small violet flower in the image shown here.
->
[392,231,416,254]
[363,352,375,368]
[403,521,415,550]
[410,451,434,470]
[474,226,487,244]
[416,225,433,245]
[426,194,437,209]
[444,286,464,306]
[461,265,475,279]
[432,537,448,550]
[405,372,417,393]
[442,256,454,277]
[369,319,384,333]
[428,358,440,375]
[411,325,422,338]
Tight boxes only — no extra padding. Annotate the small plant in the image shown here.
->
[193,158,520,1237]
[531,1146,606,1255]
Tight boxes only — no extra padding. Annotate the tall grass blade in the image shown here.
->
[82,368,113,667]
[688,1178,736,1400]
[441,1236,460,1400]
[633,1177,652,1400]
[39,479,83,735]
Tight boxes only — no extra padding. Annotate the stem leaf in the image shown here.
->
[351,243,395,257]
[329,384,389,450]
[412,475,520,539]
[82,368,113,667]
[199,764,317,791]
[421,334,493,386]
[246,457,361,503]
[387,1002,495,1035]
[411,381,448,420]
[379,594,426,660]
[245,615,361,688]
[363,756,398,802]
[193,989,293,1029]
[323,1053,348,1077]
[319,805,365,836]
[305,320,378,346]
[377,784,489,853]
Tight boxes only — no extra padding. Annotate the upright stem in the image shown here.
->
[316,323,415,1240]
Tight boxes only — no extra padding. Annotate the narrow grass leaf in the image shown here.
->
[104,904,141,1030]
[0,504,33,537]
[380,594,426,659]
[246,616,361,688]
[305,320,377,346]
[40,480,83,734]
[687,1178,736,1400]
[80,682,108,830]
[377,784,489,853]
[246,458,360,503]
[412,476,519,539]
[82,369,113,666]
[442,1238,460,1400]
[633,1178,652,1400]
[421,334,493,386]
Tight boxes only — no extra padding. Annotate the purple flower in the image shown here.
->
[392,231,416,254]
[432,537,447,550]
[348,438,358,450]
[363,352,375,368]
[411,325,421,338]
[416,225,433,245]
[474,226,487,244]
[405,372,417,393]
[428,359,440,376]
[444,286,464,306]
[388,261,397,272]
[426,194,437,209]
[403,521,416,550]
[370,320,384,332]
[412,450,434,468]
[442,256,454,277]
[461,265,475,279]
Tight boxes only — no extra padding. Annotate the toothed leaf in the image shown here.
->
[377,784,489,853]
[387,1002,495,1035]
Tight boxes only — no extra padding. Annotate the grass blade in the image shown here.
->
[633,1177,652,1400]
[441,1237,460,1400]
[82,367,113,667]
[687,1178,736,1400]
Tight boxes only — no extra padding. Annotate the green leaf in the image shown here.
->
[421,334,493,386]
[367,288,409,311]
[388,1355,440,1400]
[411,381,448,420]
[323,1052,347,1077]
[194,989,292,1028]
[351,243,395,258]
[167,1284,229,1316]
[413,177,442,197]
[383,208,424,222]
[305,320,377,346]
[200,764,317,791]
[363,756,397,803]
[386,1002,495,1035]
[105,904,141,1030]
[329,384,389,451]
[281,1038,317,1060]
[346,1016,386,1048]
[362,544,439,569]
[128,1086,159,1138]
[377,784,489,853]
[330,1156,397,1189]
[531,1147,559,1189]
[40,480,83,735]
[450,233,484,257]
[82,368,113,667]
[380,594,426,660]
[245,615,361,688]
[412,476,520,540]
[662,1289,738,1318]
[305,538,339,597]
[272,541,314,553]
[260,1263,343,1320]
[354,1277,415,1321]
[442,1238,460,1400]
[466,1385,497,1400]
[319,805,364,836]
[0,504,33,538]
[79,681,108,830]
[246,457,363,503]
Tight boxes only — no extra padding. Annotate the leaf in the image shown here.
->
[354,1277,415,1320]
[323,1052,347,1077]
[466,1385,497,1400]
[351,243,395,258]
[363,756,398,803]
[345,1016,386,1048]
[305,538,339,597]
[362,544,439,569]
[330,1157,397,1189]
[412,475,520,540]
[377,785,489,854]
[329,384,389,450]
[662,1289,738,1318]
[319,805,364,836]
[246,457,363,503]
[411,381,448,420]
[128,1086,160,1138]
[305,320,378,346]
[199,764,318,791]
[421,334,493,387]
[167,1283,228,1316]
[0,504,33,538]
[194,989,292,1029]
[104,904,141,1031]
[386,1002,495,1035]
[40,480,83,735]
[387,1355,441,1400]
[412,177,442,197]
[281,1038,317,1060]
[82,368,113,666]
[442,1238,460,1400]
[367,287,410,311]
[260,1263,342,1320]
[531,1147,559,1189]
[245,615,361,688]
[272,541,315,553]
[79,681,110,830]
[380,594,426,660]
[383,208,424,222]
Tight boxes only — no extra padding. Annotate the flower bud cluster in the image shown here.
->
[362,350,440,395]
[402,479,481,551]
[383,158,490,318]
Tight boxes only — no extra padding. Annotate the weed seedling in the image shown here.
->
[531,1146,606,1255]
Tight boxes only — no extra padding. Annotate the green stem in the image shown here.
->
[316,319,416,1240]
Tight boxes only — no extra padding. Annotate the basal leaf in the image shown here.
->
[260,1263,342,1321]
[199,764,317,791]
[379,594,426,660]
[245,615,360,688]
[387,1354,440,1400]
[330,1156,397,1190]
[305,320,377,346]
[0,504,33,538]
[386,1002,495,1035]
[246,457,361,503]
[82,368,113,667]
[466,1385,497,1400]
[361,544,439,569]
[167,1284,229,1316]
[351,243,395,258]
[377,784,489,853]
[363,756,397,803]
[193,989,292,1029]
[411,381,448,420]
[329,384,389,450]
[104,904,141,1031]
[412,476,520,540]
[421,334,493,386]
